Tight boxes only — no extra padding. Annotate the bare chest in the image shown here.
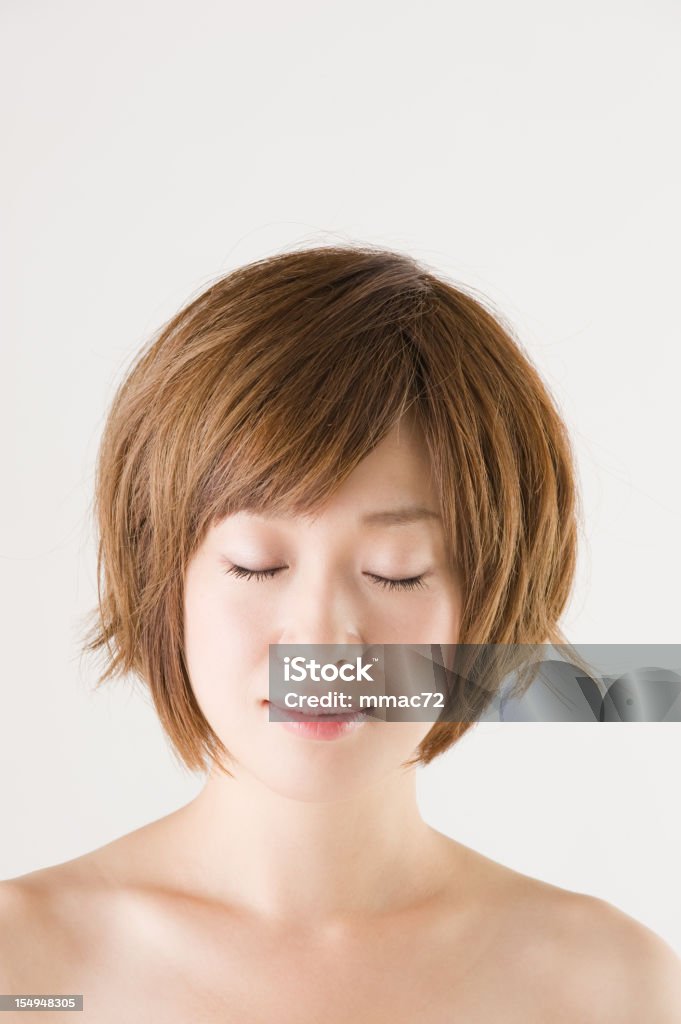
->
[21,900,555,1024]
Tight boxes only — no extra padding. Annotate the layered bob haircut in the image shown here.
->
[80,243,583,774]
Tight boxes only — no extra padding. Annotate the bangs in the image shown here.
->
[185,283,437,536]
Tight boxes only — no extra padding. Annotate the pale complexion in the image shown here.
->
[175,414,464,926]
[1,416,680,1022]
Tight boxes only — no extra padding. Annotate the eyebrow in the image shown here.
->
[239,505,442,528]
[359,505,442,527]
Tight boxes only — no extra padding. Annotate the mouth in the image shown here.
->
[263,699,380,723]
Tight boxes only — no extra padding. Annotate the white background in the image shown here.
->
[1,0,680,953]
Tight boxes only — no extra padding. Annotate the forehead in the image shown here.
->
[330,416,434,502]
[210,419,441,535]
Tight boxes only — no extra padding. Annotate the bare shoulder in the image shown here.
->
[0,871,72,990]
[0,813,199,992]
[0,878,33,989]
[555,890,681,1023]
[449,846,681,1023]
[0,849,130,990]
[494,862,681,1023]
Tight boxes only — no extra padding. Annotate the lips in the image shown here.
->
[264,700,377,723]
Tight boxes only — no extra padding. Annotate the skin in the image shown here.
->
[1,415,680,1022]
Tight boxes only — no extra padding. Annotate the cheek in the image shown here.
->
[183,578,254,700]
[398,592,461,644]
[429,586,462,641]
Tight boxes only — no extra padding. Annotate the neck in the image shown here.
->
[150,762,460,929]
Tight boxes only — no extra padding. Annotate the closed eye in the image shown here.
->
[223,564,428,591]
[364,572,427,592]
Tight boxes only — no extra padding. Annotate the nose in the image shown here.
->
[270,569,381,713]
[276,567,364,647]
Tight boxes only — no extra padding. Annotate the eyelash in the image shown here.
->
[223,564,428,592]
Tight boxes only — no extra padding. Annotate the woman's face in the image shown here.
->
[183,417,463,801]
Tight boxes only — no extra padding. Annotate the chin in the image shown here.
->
[229,737,395,803]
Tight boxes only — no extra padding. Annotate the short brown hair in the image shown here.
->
[79,243,583,773]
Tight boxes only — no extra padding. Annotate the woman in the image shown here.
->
[1,244,679,1021]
